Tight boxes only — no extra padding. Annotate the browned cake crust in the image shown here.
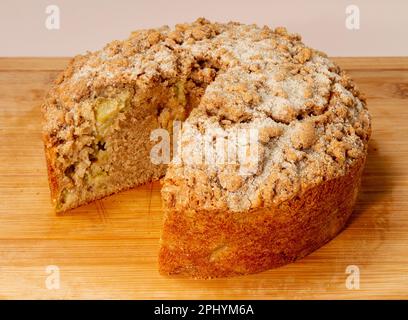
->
[159,156,365,278]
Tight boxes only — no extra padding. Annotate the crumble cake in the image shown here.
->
[42,18,371,278]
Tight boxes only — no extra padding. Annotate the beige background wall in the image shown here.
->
[0,0,406,57]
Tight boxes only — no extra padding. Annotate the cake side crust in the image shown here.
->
[159,155,366,278]
[43,144,59,209]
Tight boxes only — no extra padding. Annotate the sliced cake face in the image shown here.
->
[43,84,161,211]
[42,78,203,212]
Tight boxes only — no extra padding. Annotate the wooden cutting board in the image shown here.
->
[0,57,407,299]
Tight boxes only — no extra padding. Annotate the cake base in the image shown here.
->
[159,157,365,278]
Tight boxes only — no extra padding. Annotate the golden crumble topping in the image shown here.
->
[42,18,371,212]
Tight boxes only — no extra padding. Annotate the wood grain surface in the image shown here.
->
[0,57,407,299]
